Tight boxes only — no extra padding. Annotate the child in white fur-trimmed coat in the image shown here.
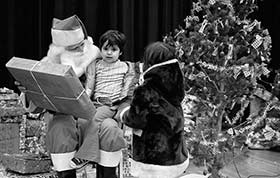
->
[121,42,190,178]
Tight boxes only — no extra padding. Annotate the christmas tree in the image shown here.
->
[164,0,273,177]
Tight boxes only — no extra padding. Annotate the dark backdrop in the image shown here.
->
[0,0,279,92]
[0,0,192,91]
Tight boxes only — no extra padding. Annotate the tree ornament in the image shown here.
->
[233,66,242,79]
[193,2,203,13]
[263,36,272,50]
[244,19,258,32]
[251,34,263,49]
[212,47,218,56]
[209,0,216,5]
[187,44,194,56]
[214,22,219,35]
[185,21,191,29]
[227,128,234,135]
[217,19,224,28]
[175,29,185,38]
[199,19,209,34]
[226,44,234,60]
[178,47,184,58]
[242,64,251,77]
[262,66,270,76]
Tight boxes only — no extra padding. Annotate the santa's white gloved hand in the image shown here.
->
[14,81,26,93]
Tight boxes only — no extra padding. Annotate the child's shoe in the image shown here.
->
[69,157,89,169]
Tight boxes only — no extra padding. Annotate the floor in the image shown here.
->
[1,148,280,178]
[185,148,280,178]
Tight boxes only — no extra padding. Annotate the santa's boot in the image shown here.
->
[57,169,77,178]
[96,164,117,178]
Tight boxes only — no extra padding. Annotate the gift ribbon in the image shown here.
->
[29,61,87,112]
[54,89,85,100]
[30,61,59,112]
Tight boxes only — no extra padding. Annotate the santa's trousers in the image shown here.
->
[45,110,125,178]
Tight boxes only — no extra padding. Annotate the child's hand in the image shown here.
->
[85,89,92,97]
[96,97,112,106]
[14,81,27,93]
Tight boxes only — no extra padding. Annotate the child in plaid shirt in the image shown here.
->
[71,30,137,178]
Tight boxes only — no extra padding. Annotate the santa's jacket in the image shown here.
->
[122,59,189,177]
[20,38,100,171]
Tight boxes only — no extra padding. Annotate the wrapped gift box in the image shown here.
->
[0,123,20,154]
[1,153,51,174]
[0,106,26,117]
[6,57,96,120]
[0,88,26,117]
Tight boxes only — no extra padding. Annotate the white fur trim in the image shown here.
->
[50,151,76,171]
[180,173,211,178]
[99,150,122,167]
[87,36,93,44]
[142,59,179,77]
[51,27,84,46]
[130,157,190,178]
[120,106,130,122]
[46,44,65,58]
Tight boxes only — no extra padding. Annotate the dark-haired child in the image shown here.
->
[71,30,136,178]
[121,42,189,178]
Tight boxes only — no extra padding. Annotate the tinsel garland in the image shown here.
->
[0,115,23,123]
[225,95,250,126]
[19,115,27,151]
[19,114,48,156]
[189,60,270,80]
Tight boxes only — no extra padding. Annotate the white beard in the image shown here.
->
[60,42,89,66]
[43,39,97,76]
[41,44,65,64]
